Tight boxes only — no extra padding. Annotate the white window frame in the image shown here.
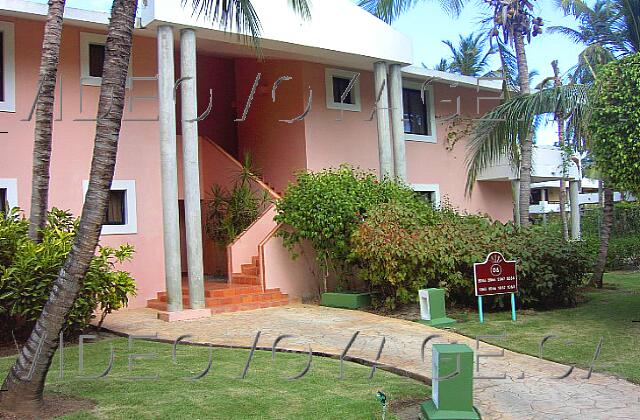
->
[403,80,437,143]
[80,32,132,87]
[0,178,18,210]
[0,21,16,113]
[325,68,361,112]
[413,183,441,208]
[83,180,137,235]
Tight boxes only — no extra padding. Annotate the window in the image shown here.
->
[80,32,107,86]
[325,68,361,112]
[0,21,15,112]
[530,189,542,205]
[105,190,126,225]
[403,81,436,143]
[413,184,440,208]
[0,188,6,214]
[83,180,137,235]
[0,179,18,214]
[89,43,106,78]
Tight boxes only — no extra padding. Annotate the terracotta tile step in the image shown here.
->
[157,285,263,299]
[209,299,290,314]
[231,274,261,285]
[251,256,259,265]
[241,264,259,276]
[147,297,289,314]
[154,290,285,306]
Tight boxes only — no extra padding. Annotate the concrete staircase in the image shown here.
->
[147,256,289,314]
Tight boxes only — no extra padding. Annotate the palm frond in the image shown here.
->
[547,25,587,43]
[466,84,591,193]
[358,0,466,23]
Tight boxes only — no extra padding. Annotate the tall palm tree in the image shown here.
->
[360,0,542,226]
[0,0,310,412]
[28,0,66,242]
[553,0,638,287]
[0,0,139,410]
[440,32,494,76]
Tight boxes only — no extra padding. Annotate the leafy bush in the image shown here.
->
[0,209,136,336]
[275,165,436,291]
[590,54,640,194]
[353,204,591,310]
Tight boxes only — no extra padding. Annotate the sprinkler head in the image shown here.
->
[376,391,387,406]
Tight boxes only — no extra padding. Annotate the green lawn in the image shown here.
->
[443,271,640,383]
[0,338,428,419]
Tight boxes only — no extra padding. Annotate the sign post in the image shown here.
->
[473,252,518,323]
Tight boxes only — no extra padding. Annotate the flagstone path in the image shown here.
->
[100,304,640,420]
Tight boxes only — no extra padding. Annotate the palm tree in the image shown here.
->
[360,0,542,226]
[0,0,310,412]
[433,57,450,71]
[0,0,139,411]
[28,0,66,242]
[440,32,494,76]
[553,0,639,287]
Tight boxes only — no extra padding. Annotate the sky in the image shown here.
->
[35,0,585,144]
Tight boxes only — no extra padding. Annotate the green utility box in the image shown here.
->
[320,292,371,309]
[421,344,481,419]
[417,288,456,327]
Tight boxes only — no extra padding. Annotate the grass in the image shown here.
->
[0,337,429,419]
[442,271,640,383]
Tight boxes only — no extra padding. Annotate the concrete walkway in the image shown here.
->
[101,305,640,420]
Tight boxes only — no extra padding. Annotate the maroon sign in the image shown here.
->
[474,252,518,297]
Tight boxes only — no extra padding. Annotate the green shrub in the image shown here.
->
[275,165,436,290]
[353,205,591,310]
[0,209,136,336]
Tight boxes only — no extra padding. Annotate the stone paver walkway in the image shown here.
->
[100,305,640,420]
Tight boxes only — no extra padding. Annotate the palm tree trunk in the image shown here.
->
[0,0,138,412]
[514,32,532,227]
[592,187,614,289]
[552,60,570,241]
[28,0,67,242]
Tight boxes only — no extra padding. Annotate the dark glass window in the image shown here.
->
[417,190,436,206]
[332,76,354,105]
[530,189,542,205]
[89,43,105,78]
[403,88,431,136]
[0,188,7,214]
[104,190,126,225]
[0,32,4,102]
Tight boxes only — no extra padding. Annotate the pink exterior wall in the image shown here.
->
[0,18,165,308]
[234,58,308,194]
[405,82,513,222]
[303,64,380,173]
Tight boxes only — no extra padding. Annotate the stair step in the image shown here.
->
[251,256,260,265]
[232,274,261,285]
[155,290,284,306]
[147,296,289,314]
[241,264,259,276]
[157,285,263,299]
[209,299,290,314]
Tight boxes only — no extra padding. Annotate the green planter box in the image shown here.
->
[321,292,371,309]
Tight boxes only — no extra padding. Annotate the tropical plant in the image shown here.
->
[0,208,136,336]
[28,0,66,242]
[204,154,271,246]
[439,32,494,76]
[0,0,311,412]
[275,165,436,293]
[353,203,591,309]
[589,54,640,286]
[0,1,139,411]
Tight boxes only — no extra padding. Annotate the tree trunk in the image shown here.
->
[592,187,614,289]
[28,0,67,242]
[552,60,570,241]
[0,0,138,412]
[514,32,533,227]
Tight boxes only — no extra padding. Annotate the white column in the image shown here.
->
[180,28,205,309]
[512,180,521,226]
[388,64,407,182]
[157,26,183,312]
[373,61,393,178]
[570,180,582,240]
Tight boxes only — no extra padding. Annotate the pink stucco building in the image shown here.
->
[0,0,514,320]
